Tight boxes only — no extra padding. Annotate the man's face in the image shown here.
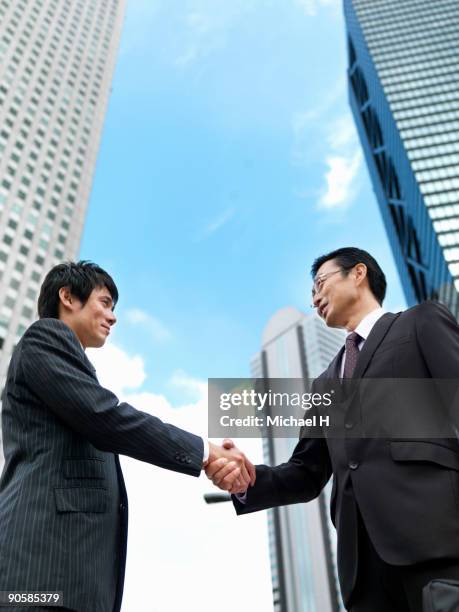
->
[65,286,116,348]
[312,259,358,328]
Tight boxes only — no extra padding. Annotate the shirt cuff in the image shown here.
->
[202,439,210,466]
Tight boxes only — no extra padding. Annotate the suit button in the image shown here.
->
[345,422,353,430]
[119,503,125,511]
[175,453,181,460]
[349,461,359,470]
[186,457,191,464]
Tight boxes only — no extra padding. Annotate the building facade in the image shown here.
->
[344,0,459,314]
[251,307,345,612]
[0,0,125,392]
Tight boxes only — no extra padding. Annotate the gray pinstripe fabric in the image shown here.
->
[0,318,204,612]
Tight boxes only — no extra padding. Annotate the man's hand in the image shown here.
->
[205,439,256,494]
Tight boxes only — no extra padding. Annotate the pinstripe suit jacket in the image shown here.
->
[0,317,204,612]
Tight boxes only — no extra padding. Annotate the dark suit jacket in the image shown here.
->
[233,301,459,605]
[0,318,204,612]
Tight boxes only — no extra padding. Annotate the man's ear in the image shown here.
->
[58,286,76,313]
[354,263,368,286]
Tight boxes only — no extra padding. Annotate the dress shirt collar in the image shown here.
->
[348,306,385,341]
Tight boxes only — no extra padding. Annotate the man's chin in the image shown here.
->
[89,336,107,349]
[324,311,339,328]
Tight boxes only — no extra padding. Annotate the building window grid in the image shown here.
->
[404,129,459,150]
[383,73,459,101]
[381,62,459,90]
[408,141,459,162]
[354,0,457,20]
[416,165,459,183]
[401,118,459,140]
[375,42,459,73]
[438,232,459,248]
[394,98,459,121]
[373,33,459,65]
[425,192,459,207]
[378,52,459,82]
[0,0,120,352]
[434,218,459,233]
[363,21,459,56]
[353,0,455,24]
[420,178,459,196]
[360,10,459,47]
[412,153,459,172]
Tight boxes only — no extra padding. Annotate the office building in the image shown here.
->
[0,0,125,389]
[251,307,345,612]
[344,0,459,314]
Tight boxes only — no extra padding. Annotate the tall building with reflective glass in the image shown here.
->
[251,307,346,612]
[344,0,459,314]
[0,0,125,392]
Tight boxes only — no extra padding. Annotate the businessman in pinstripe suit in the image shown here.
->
[0,261,255,612]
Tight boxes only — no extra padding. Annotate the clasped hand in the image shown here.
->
[205,439,256,494]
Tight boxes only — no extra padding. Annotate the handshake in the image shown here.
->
[204,439,256,494]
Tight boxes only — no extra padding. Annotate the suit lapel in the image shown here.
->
[352,312,399,379]
[70,334,98,378]
[328,346,345,379]
[322,311,400,381]
[82,352,97,377]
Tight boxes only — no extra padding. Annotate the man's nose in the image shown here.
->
[312,292,321,308]
[108,311,117,326]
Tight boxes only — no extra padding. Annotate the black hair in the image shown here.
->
[37,260,119,319]
[311,247,386,304]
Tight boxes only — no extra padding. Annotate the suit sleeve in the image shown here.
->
[415,300,459,430]
[232,436,332,515]
[20,318,204,476]
[415,301,459,377]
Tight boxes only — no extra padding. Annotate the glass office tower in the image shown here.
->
[251,307,346,612]
[344,0,459,314]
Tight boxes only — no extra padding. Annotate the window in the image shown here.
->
[21,305,32,319]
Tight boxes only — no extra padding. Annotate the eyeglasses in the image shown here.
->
[311,268,345,297]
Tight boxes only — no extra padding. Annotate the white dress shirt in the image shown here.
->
[340,307,385,377]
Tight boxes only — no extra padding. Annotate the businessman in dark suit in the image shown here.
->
[0,261,254,612]
[207,247,459,611]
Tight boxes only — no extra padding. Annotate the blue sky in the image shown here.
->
[79,2,407,610]
[81,0,406,404]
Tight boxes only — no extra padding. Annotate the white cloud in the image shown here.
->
[328,114,357,150]
[196,207,235,241]
[87,342,146,397]
[291,77,346,170]
[125,308,171,343]
[175,45,199,67]
[294,0,341,17]
[174,0,257,68]
[318,113,363,209]
[169,369,208,402]
[86,342,272,612]
[292,78,346,137]
[319,150,362,209]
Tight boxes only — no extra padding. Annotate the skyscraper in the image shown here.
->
[251,307,346,612]
[344,0,459,315]
[0,0,125,392]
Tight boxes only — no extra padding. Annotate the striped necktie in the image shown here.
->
[343,331,362,378]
